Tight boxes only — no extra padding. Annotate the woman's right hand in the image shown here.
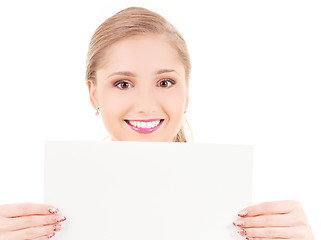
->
[0,203,66,239]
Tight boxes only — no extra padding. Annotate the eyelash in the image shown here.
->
[113,79,176,90]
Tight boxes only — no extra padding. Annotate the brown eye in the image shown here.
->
[158,79,175,88]
[114,81,133,89]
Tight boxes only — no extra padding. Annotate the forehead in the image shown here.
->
[98,34,184,73]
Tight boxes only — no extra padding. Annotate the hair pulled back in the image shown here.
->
[86,7,192,142]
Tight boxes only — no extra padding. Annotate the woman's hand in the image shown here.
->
[0,203,66,240]
[233,200,314,240]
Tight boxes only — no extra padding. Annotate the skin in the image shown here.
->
[234,200,314,239]
[88,34,189,142]
[0,34,314,239]
[0,203,65,239]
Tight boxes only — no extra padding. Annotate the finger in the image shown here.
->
[34,233,56,240]
[233,214,294,228]
[238,226,295,239]
[32,232,56,240]
[244,238,277,240]
[238,200,301,217]
[0,203,59,218]
[5,214,66,231]
[6,223,62,240]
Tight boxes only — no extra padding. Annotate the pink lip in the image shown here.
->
[125,119,164,134]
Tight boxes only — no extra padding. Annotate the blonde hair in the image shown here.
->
[86,7,193,142]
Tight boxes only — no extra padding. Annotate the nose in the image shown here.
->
[135,86,158,114]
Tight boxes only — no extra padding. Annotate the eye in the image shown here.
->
[158,79,176,88]
[114,80,133,90]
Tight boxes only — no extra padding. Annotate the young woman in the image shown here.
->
[0,7,314,240]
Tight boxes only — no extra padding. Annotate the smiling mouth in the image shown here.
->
[124,119,164,134]
[125,119,164,128]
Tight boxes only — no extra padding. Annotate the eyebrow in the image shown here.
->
[107,69,179,78]
[155,69,178,75]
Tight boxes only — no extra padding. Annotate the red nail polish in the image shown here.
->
[238,210,248,217]
[55,216,66,222]
[48,232,55,238]
[237,229,247,236]
[53,224,63,232]
[49,208,59,214]
[233,221,245,227]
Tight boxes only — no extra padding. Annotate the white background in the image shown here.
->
[0,0,320,238]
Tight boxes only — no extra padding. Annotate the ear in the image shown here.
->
[87,80,98,109]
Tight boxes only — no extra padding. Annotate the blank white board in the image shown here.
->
[45,141,252,240]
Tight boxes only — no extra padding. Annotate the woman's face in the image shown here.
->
[88,34,189,141]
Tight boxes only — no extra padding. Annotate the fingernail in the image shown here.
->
[55,216,66,222]
[48,232,55,238]
[233,220,245,227]
[49,208,59,214]
[237,229,247,236]
[245,238,253,240]
[53,224,63,232]
[238,210,248,217]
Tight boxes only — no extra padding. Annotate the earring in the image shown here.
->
[95,105,100,116]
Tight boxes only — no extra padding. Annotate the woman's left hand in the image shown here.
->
[233,200,314,240]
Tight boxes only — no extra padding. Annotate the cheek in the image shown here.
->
[159,89,186,116]
[98,88,133,120]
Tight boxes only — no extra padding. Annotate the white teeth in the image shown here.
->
[151,121,157,128]
[129,121,136,127]
[128,120,161,129]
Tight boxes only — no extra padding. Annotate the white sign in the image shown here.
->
[45,141,252,240]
